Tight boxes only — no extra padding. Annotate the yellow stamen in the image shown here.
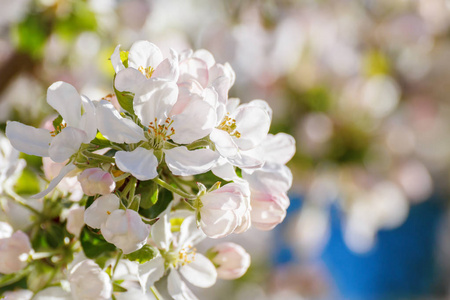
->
[218,114,241,138]
[50,123,67,137]
[138,66,155,79]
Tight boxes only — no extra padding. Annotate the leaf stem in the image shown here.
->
[153,177,196,200]
[5,188,42,216]
[150,286,163,300]
[82,151,115,163]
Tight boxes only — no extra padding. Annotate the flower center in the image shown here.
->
[218,114,241,138]
[144,117,175,150]
[162,246,197,269]
[138,66,155,79]
[50,123,67,137]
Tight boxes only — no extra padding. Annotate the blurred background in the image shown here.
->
[1,0,450,299]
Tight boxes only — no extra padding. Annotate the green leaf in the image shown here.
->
[125,245,158,264]
[128,195,141,211]
[91,132,112,149]
[139,188,172,219]
[0,267,29,288]
[14,167,40,195]
[120,51,129,68]
[113,282,128,292]
[52,115,63,130]
[137,180,158,209]
[80,226,116,259]
[12,14,49,58]
[54,1,97,40]
[113,80,135,116]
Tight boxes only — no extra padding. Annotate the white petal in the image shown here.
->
[96,100,145,143]
[5,121,51,157]
[171,99,216,144]
[233,105,270,150]
[165,147,219,176]
[247,99,273,121]
[211,160,238,181]
[128,41,163,70]
[227,148,265,169]
[138,255,165,293]
[193,49,215,69]
[151,205,172,250]
[152,48,179,81]
[242,163,292,194]
[115,148,158,180]
[178,57,209,88]
[167,270,199,300]
[209,128,238,157]
[48,127,86,163]
[261,133,296,165]
[84,194,120,229]
[200,209,237,239]
[115,68,147,93]
[178,215,204,249]
[31,163,77,199]
[111,44,125,73]
[47,81,82,128]
[79,95,97,141]
[180,253,217,288]
[133,80,178,126]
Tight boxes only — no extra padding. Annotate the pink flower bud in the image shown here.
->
[210,243,250,280]
[78,168,115,196]
[0,231,32,274]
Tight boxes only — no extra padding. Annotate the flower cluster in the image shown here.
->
[1,41,295,299]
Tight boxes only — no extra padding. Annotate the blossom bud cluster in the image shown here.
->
[2,40,295,298]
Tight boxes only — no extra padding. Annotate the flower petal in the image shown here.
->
[171,98,216,144]
[111,45,125,73]
[178,215,204,249]
[5,121,51,157]
[48,127,87,163]
[84,194,120,229]
[151,205,172,250]
[115,68,147,93]
[138,255,165,293]
[233,105,270,150]
[133,80,178,126]
[165,147,219,176]
[115,148,158,180]
[79,95,97,141]
[209,128,238,157]
[47,81,82,128]
[96,100,145,143]
[152,48,179,81]
[31,163,77,199]
[128,41,163,70]
[167,270,199,300]
[180,253,217,288]
[261,133,296,165]
[178,57,209,88]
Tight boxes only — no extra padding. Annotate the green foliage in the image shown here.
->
[80,226,116,259]
[139,188,173,219]
[54,1,97,40]
[120,51,129,68]
[14,167,40,195]
[91,132,113,150]
[114,81,135,116]
[125,245,158,264]
[194,171,227,189]
[113,282,128,292]
[137,180,158,209]
[32,222,66,250]
[12,14,49,58]
[0,268,29,289]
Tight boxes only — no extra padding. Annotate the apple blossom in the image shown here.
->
[0,133,25,195]
[66,207,85,237]
[69,259,112,300]
[0,229,32,274]
[5,81,97,198]
[84,194,120,229]
[209,242,251,280]
[3,289,33,300]
[78,167,115,196]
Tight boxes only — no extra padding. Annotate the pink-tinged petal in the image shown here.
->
[79,95,97,141]
[209,63,235,88]
[47,82,82,128]
[209,128,238,157]
[167,270,199,300]
[128,41,163,70]
[115,148,158,180]
[96,100,145,143]
[210,76,231,106]
[31,163,77,199]
[171,81,204,115]
[200,209,237,239]
[114,68,147,93]
[227,149,265,169]
[165,147,219,176]
[261,133,296,165]
[171,99,216,144]
[193,49,215,69]
[111,45,125,73]
[133,80,178,126]
[5,121,51,157]
[180,253,217,288]
[233,105,270,150]
[84,194,120,229]
[242,163,292,194]
[138,255,165,293]
[153,48,179,81]
[48,127,86,163]
[211,160,238,181]
[211,242,250,280]
[178,57,209,88]
[250,191,289,231]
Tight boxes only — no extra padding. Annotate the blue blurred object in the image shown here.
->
[273,195,445,300]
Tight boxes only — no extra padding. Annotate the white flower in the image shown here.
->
[32,286,72,300]
[3,289,33,300]
[96,79,218,180]
[0,133,25,195]
[112,41,179,93]
[78,167,115,196]
[66,207,85,237]
[138,210,217,298]
[101,209,150,255]
[209,242,251,280]
[6,81,97,198]
[0,227,32,274]
[42,157,83,201]
[198,182,251,238]
[84,194,150,254]
[69,260,112,300]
